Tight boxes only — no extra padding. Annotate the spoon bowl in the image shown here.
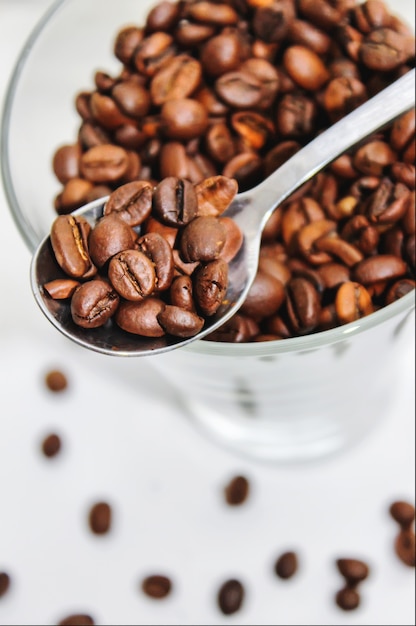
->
[31,69,415,357]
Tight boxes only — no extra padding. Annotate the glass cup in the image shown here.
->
[2,0,415,462]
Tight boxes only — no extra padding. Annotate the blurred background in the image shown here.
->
[0,1,415,624]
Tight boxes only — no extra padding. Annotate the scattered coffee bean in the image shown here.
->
[58,615,95,626]
[217,578,245,615]
[335,586,361,611]
[45,370,68,392]
[41,433,62,458]
[274,551,299,580]
[335,557,370,611]
[0,572,10,598]
[224,475,250,506]
[142,575,172,599]
[88,501,112,535]
[389,500,416,567]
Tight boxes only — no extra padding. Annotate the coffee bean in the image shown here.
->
[0,572,10,598]
[241,270,285,320]
[224,475,250,506]
[88,501,112,535]
[161,98,208,141]
[286,276,321,334]
[50,215,96,280]
[335,281,373,324]
[217,579,245,615]
[153,177,198,226]
[157,304,204,337]
[109,250,156,301]
[142,574,172,599]
[215,70,264,109]
[115,298,166,337]
[53,144,81,184]
[180,216,226,263]
[274,551,299,579]
[136,232,175,291]
[151,55,202,105]
[44,279,81,300]
[80,144,130,183]
[41,433,62,458]
[71,279,119,329]
[335,587,361,611]
[389,501,416,529]
[336,559,370,585]
[58,614,95,625]
[194,258,228,316]
[395,530,416,567]
[88,215,137,268]
[283,45,330,91]
[45,370,68,392]
[104,181,152,226]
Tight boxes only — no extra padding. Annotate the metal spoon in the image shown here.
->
[31,68,415,357]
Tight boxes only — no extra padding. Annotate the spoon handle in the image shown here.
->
[244,68,415,232]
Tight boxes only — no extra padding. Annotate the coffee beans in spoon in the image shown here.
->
[44,176,242,340]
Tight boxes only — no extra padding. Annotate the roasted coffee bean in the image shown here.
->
[80,144,129,183]
[170,275,195,311]
[335,281,373,324]
[174,21,215,47]
[222,152,263,190]
[200,32,244,77]
[241,270,285,320]
[323,76,367,122]
[146,1,180,33]
[115,298,166,337]
[205,122,236,164]
[161,98,208,141]
[58,615,95,626]
[274,551,299,580]
[283,45,330,91]
[44,279,81,300]
[151,55,202,105]
[41,433,62,458]
[88,215,137,268]
[112,80,152,118]
[359,28,413,71]
[353,254,408,284]
[286,276,321,334]
[317,263,350,289]
[224,475,250,506]
[336,587,361,611]
[142,575,172,599]
[180,216,226,262]
[253,1,295,43]
[386,279,416,304]
[395,530,416,567]
[219,216,244,262]
[215,70,264,109]
[104,180,152,227]
[137,232,175,291]
[186,2,238,26]
[390,109,416,152]
[45,369,68,392]
[0,572,10,598]
[53,144,81,184]
[194,258,228,316]
[288,18,332,54]
[231,111,274,150]
[239,58,280,109]
[276,92,316,138]
[353,140,397,176]
[89,91,131,129]
[195,176,238,217]
[88,501,112,535]
[134,32,175,77]
[390,500,416,529]
[218,579,245,615]
[109,250,156,301]
[157,305,204,337]
[114,26,144,65]
[336,559,370,585]
[71,279,119,329]
[51,215,96,279]
[153,177,198,226]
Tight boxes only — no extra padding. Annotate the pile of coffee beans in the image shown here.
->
[50,0,415,343]
[45,176,240,338]
[335,558,370,611]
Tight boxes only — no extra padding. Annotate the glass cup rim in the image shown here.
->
[1,0,415,359]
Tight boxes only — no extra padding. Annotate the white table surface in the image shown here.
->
[0,1,415,625]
